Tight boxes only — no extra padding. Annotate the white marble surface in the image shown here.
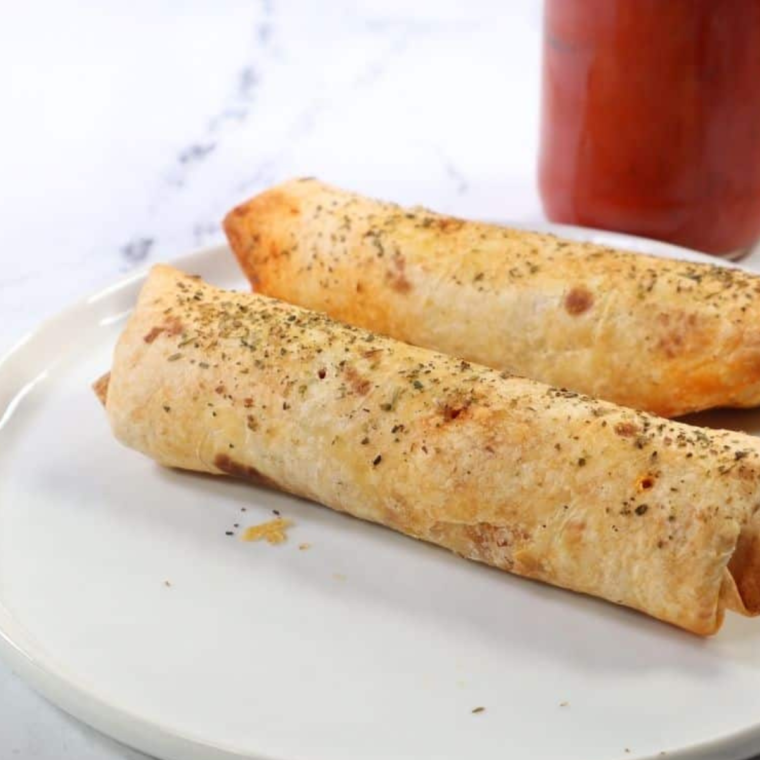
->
[1,2,759,758]
[0,0,545,359]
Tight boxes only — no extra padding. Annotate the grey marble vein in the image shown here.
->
[119,237,155,266]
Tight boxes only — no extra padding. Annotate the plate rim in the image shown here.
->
[0,225,755,760]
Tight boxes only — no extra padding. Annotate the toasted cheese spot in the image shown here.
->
[344,365,371,396]
[430,521,526,569]
[514,549,546,577]
[564,286,594,315]
[656,311,700,358]
[143,316,183,344]
[164,316,184,337]
[658,334,684,358]
[386,253,412,294]
[439,393,473,421]
[442,405,465,421]
[143,326,164,343]
[241,518,293,545]
[437,217,464,233]
[615,421,639,437]
[214,453,279,489]
[562,518,587,548]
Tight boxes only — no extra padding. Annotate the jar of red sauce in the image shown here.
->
[538,0,760,258]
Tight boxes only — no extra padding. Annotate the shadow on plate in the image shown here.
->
[143,467,753,680]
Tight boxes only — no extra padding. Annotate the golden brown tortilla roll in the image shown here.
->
[99,265,760,635]
[224,178,760,417]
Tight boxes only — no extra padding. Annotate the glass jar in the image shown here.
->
[538,0,760,258]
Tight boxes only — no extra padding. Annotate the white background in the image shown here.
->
[1,1,758,758]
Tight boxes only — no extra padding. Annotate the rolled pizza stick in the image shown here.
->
[97,265,760,635]
[224,178,760,417]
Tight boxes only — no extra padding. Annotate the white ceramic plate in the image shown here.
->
[3,227,760,760]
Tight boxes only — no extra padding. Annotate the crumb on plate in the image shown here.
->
[241,517,293,544]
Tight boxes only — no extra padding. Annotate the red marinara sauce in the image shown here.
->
[539,0,760,257]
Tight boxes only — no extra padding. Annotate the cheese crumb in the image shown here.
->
[241,518,293,544]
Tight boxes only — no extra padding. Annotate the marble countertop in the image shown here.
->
[0,0,546,360]
[1,2,759,758]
